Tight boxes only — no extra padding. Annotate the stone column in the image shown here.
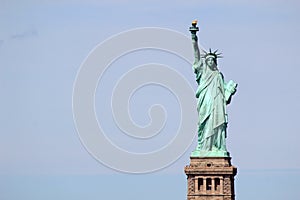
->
[203,177,206,192]
[194,177,198,192]
[220,177,224,194]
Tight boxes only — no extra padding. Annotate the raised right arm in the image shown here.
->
[192,33,200,64]
[189,20,203,74]
[191,31,203,73]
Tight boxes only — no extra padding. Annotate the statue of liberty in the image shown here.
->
[189,20,237,157]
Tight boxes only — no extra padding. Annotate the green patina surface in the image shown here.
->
[189,22,237,157]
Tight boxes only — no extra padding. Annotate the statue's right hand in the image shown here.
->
[192,34,198,41]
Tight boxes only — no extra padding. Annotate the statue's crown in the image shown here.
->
[201,48,223,60]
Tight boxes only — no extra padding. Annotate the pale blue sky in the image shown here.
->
[1,0,300,199]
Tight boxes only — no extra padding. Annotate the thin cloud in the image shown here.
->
[10,29,38,40]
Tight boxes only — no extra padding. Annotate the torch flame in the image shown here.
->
[192,20,198,26]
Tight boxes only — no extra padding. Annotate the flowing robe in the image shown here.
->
[193,60,227,152]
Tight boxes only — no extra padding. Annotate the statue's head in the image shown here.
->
[202,49,222,70]
[205,55,217,68]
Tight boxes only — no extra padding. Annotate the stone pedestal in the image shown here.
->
[184,157,237,200]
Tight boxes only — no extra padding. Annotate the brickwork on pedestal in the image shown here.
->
[184,157,237,200]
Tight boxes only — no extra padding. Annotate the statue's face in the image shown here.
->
[206,57,216,69]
